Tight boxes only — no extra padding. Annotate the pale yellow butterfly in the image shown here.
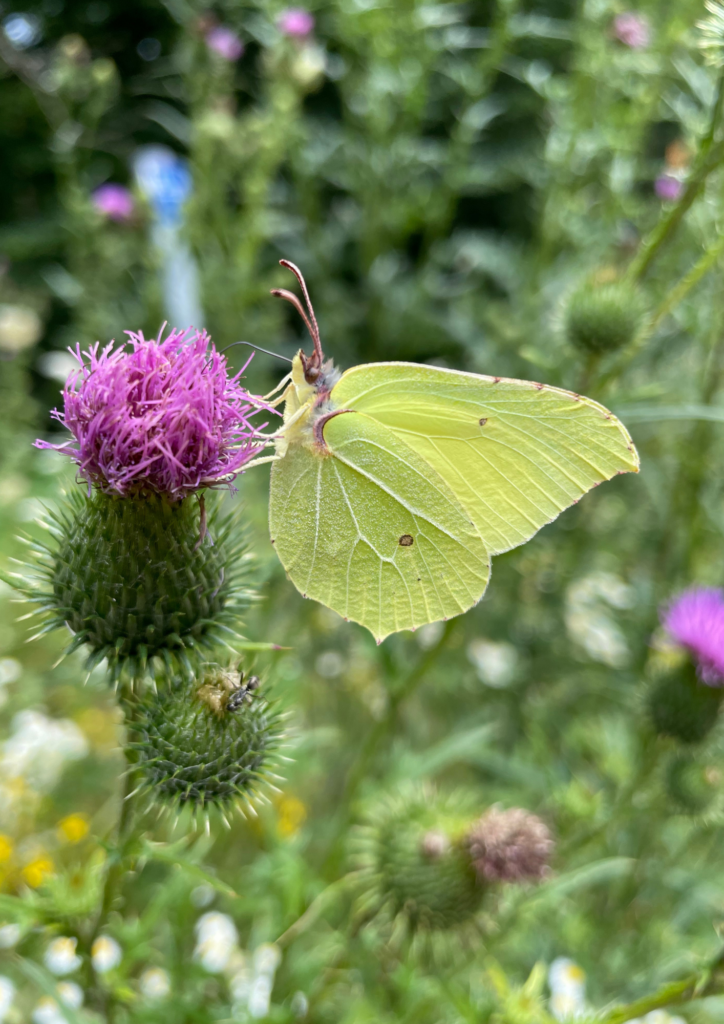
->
[256,261,639,643]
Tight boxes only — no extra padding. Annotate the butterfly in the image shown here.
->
[259,261,639,643]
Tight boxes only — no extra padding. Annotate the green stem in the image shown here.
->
[601,945,724,1024]
[86,700,142,1019]
[322,620,455,872]
[626,69,724,285]
[275,875,356,948]
[341,619,455,807]
[597,238,724,392]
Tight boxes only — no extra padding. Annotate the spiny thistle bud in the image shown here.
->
[10,489,254,683]
[467,807,553,884]
[647,659,723,744]
[351,786,482,946]
[126,665,282,819]
[564,277,645,355]
[34,328,275,498]
[665,753,719,813]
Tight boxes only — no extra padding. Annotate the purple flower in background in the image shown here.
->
[278,8,315,37]
[205,26,244,61]
[35,329,276,498]
[655,174,683,201]
[662,587,724,685]
[613,12,650,48]
[92,184,135,222]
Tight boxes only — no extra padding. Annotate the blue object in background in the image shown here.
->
[133,145,204,331]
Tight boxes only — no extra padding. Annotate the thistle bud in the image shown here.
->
[647,659,723,744]
[665,752,719,813]
[12,489,251,683]
[351,786,482,940]
[467,807,553,884]
[564,277,645,355]
[126,666,281,816]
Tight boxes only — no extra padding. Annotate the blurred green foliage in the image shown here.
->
[4,0,724,1021]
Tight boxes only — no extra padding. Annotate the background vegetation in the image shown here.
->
[2,0,724,1020]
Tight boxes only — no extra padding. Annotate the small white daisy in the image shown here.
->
[91,935,122,973]
[139,967,171,1000]
[44,936,81,976]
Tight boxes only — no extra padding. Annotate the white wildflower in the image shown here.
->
[0,976,14,1022]
[44,936,82,975]
[468,639,518,687]
[416,621,444,649]
[56,981,83,1008]
[91,935,122,973]
[248,973,274,1019]
[31,996,66,1024]
[139,967,171,999]
[565,572,632,667]
[549,958,587,1020]
[194,912,238,973]
[2,711,88,793]
[253,943,281,976]
[0,923,20,948]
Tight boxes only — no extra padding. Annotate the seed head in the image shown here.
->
[35,328,274,499]
[468,807,553,883]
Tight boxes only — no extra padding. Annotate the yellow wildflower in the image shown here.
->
[22,856,54,888]
[57,813,90,844]
[0,835,13,866]
[277,795,307,838]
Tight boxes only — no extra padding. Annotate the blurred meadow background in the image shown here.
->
[4,0,724,1021]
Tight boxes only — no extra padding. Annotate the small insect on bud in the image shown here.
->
[126,665,282,816]
[564,277,646,355]
[467,807,553,884]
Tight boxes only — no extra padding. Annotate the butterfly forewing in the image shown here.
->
[330,363,639,556]
[269,412,490,642]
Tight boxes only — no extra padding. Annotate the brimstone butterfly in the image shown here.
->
[261,261,639,643]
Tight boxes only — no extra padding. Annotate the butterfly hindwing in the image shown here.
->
[269,411,490,641]
[330,363,639,556]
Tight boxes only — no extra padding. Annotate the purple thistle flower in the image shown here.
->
[655,174,683,202]
[613,12,650,49]
[205,26,244,61]
[92,184,135,222]
[278,8,315,38]
[662,587,724,685]
[35,328,276,499]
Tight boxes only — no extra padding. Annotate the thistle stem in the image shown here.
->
[322,620,455,873]
[627,70,724,284]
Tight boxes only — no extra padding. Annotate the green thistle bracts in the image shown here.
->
[8,488,256,683]
[126,666,281,815]
[647,659,724,744]
[351,786,483,942]
[564,277,646,355]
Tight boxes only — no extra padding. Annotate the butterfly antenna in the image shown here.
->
[272,260,324,364]
[218,340,292,363]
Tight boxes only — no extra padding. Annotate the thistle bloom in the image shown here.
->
[35,329,274,499]
[468,807,553,883]
[92,183,135,222]
[205,26,244,61]
[278,8,315,38]
[662,587,724,685]
[655,174,683,201]
[613,12,650,48]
